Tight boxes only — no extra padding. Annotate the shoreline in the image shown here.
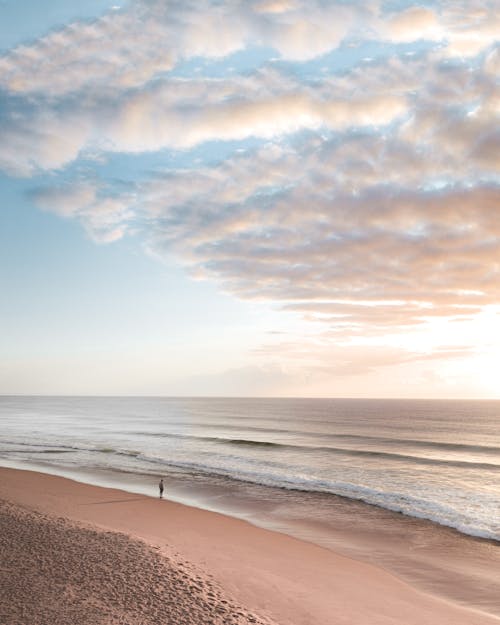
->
[1,458,499,618]
[1,466,499,625]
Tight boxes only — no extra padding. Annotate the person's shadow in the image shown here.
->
[81,497,145,505]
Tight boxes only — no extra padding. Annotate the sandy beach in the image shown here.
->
[1,467,498,625]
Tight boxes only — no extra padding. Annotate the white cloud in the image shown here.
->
[0,1,497,176]
[32,132,499,335]
[32,183,134,242]
[1,0,493,101]
[3,0,500,348]
[0,107,92,177]
[0,69,409,175]
[33,183,96,217]
[26,29,499,331]
[0,0,368,97]
[443,1,500,57]
[384,7,442,43]
[253,0,297,14]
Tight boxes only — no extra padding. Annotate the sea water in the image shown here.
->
[1,396,499,542]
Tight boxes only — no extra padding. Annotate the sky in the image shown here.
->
[0,0,499,398]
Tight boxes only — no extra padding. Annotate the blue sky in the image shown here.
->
[0,0,499,397]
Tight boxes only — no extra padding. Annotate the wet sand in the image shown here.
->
[1,467,498,625]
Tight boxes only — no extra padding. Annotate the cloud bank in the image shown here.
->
[2,0,499,350]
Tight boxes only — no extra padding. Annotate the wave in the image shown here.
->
[0,440,141,459]
[338,435,500,456]
[41,450,73,454]
[1,441,498,542]
[128,429,500,457]
[223,439,281,447]
[130,434,500,471]
[211,438,500,471]
[104,453,500,542]
[2,436,499,472]
[305,447,500,471]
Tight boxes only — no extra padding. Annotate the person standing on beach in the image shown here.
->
[159,478,164,498]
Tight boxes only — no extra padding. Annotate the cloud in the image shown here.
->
[33,142,498,334]
[27,41,499,330]
[384,7,442,43]
[31,183,134,242]
[254,339,475,379]
[0,0,368,97]
[32,183,97,217]
[167,342,474,395]
[3,0,499,347]
[443,1,500,57]
[282,301,484,334]
[204,183,498,304]
[0,68,409,175]
[0,97,92,176]
[0,0,494,101]
[173,364,293,396]
[0,1,497,176]
[254,0,297,14]
[0,4,174,97]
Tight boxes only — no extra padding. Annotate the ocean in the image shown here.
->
[1,396,499,542]
[3,395,500,615]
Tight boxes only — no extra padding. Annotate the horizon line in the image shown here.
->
[1,394,499,402]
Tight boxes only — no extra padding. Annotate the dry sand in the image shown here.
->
[0,501,273,625]
[1,467,498,625]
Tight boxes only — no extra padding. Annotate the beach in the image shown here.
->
[1,467,498,625]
